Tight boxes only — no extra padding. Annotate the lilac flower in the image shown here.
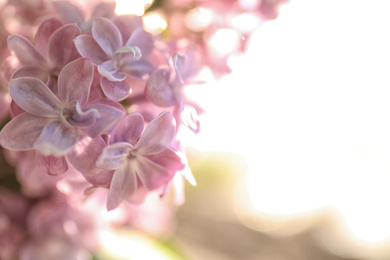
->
[74,17,155,101]
[0,58,124,170]
[145,52,202,132]
[8,17,81,92]
[96,112,185,210]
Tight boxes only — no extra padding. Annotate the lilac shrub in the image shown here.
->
[0,0,287,258]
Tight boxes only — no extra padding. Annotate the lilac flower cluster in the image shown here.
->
[0,0,287,258]
[0,1,203,212]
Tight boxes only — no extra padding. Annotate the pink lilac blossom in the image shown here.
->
[74,16,155,101]
[96,112,184,210]
[0,0,287,258]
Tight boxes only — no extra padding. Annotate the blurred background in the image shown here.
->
[104,0,390,259]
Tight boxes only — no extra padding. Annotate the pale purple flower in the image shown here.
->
[96,112,185,210]
[74,17,155,101]
[0,58,124,170]
[8,17,81,92]
[146,52,202,132]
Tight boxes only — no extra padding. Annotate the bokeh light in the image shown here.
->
[114,0,153,16]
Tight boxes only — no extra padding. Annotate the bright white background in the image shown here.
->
[185,0,390,249]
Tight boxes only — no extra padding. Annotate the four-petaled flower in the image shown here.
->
[74,17,155,101]
[97,112,185,210]
[0,58,124,158]
[8,17,81,90]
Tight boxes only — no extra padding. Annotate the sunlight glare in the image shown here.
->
[115,0,153,16]
[98,228,172,260]
[206,28,242,57]
[231,13,262,34]
[185,7,214,32]
[143,12,168,34]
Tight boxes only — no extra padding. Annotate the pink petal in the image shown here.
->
[97,60,125,82]
[126,179,148,204]
[135,152,177,190]
[144,148,185,173]
[67,134,106,175]
[34,17,64,58]
[107,160,137,211]
[92,17,122,57]
[74,35,109,65]
[52,1,85,25]
[110,113,144,145]
[120,58,155,79]
[100,76,131,101]
[96,142,132,170]
[125,28,154,56]
[33,120,78,157]
[58,58,93,106]
[173,53,186,82]
[10,100,24,118]
[66,101,99,128]
[9,77,62,117]
[83,169,113,188]
[12,65,49,83]
[48,24,81,69]
[113,15,143,44]
[7,35,47,66]
[145,68,176,107]
[35,152,69,176]
[91,2,116,20]
[82,99,125,138]
[0,113,47,151]
[135,112,176,155]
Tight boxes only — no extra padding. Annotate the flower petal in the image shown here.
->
[48,24,81,69]
[83,169,113,188]
[145,68,176,107]
[66,101,99,128]
[0,113,47,151]
[67,134,106,175]
[92,17,122,57]
[74,35,109,65]
[96,142,132,170]
[9,77,62,117]
[10,100,24,118]
[112,46,142,67]
[52,1,85,26]
[58,58,93,106]
[33,120,78,157]
[34,17,64,58]
[107,160,137,211]
[144,148,185,173]
[82,99,125,138]
[90,2,116,20]
[7,35,46,65]
[100,76,131,101]
[121,58,155,79]
[125,28,154,56]
[135,151,179,190]
[35,152,69,176]
[173,53,186,83]
[110,113,144,145]
[113,15,143,44]
[12,65,49,83]
[97,60,125,82]
[135,112,176,155]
